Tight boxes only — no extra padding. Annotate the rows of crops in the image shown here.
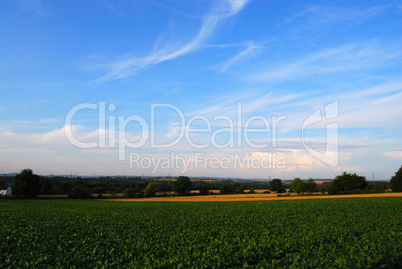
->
[0,198,401,268]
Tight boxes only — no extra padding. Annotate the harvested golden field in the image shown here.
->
[38,194,68,198]
[106,192,402,202]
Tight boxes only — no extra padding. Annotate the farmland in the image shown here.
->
[111,192,402,202]
[1,198,401,268]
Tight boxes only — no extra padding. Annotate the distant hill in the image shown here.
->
[0,173,17,177]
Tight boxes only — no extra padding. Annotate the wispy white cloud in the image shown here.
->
[384,151,402,159]
[217,42,263,72]
[250,41,402,83]
[20,0,48,17]
[283,4,391,26]
[97,0,249,82]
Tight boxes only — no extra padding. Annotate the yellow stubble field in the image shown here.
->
[106,192,402,202]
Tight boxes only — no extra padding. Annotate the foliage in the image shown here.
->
[39,178,53,194]
[320,184,328,194]
[0,198,400,267]
[235,185,246,194]
[304,178,318,193]
[291,178,304,195]
[390,165,402,192]
[13,169,41,198]
[199,186,210,195]
[9,174,288,196]
[220,184,235,194]
[328,172,368,195]
[123,188,136,198]
[269,178,284,192]
[68,184,92,199]
[172,176,192,195]
[144,183,156,197]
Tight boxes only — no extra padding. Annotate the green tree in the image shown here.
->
[144,183,156,197]
[39,178,53,195]
[235,185,246,194]
[68,184,92,199]
[390,165,402,192]
[320,183,328,194]
[291,177,304,195]
[172,176,192,195]
[220,184,234,194]
[13,169,41,198]
[328,172,367,195]
[199,185,210,195]
[123,188,136,198]
[304,178,318,193]
[269,178,284,192]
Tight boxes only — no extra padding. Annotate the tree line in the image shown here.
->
[5,166,402,198]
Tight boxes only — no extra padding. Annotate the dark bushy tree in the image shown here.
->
[291,178,304,195]
[199,186,210,195]
[328,172,367,195]
[269,178,284,192]
[144,183,156,197]
[390,165,402,192]
[220,184,235,194]
[304,178,318,193]
[235,185,246,194]
[123,188,136,198]
[39,178,53,195]
[13,169,41,198]
[172,176,192,195]
[68,184,92,199]
[320,183,328,194]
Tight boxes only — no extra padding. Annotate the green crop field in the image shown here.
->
[0,198,401,268]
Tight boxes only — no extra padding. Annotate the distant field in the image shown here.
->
[1,198,401,267]
[109,192,402,202]
[36,191,402,201]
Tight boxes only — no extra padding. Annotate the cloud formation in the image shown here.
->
[97,0,249,82]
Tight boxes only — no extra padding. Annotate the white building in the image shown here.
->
[0,185,12,195]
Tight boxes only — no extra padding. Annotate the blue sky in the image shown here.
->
[0,0,401,179]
